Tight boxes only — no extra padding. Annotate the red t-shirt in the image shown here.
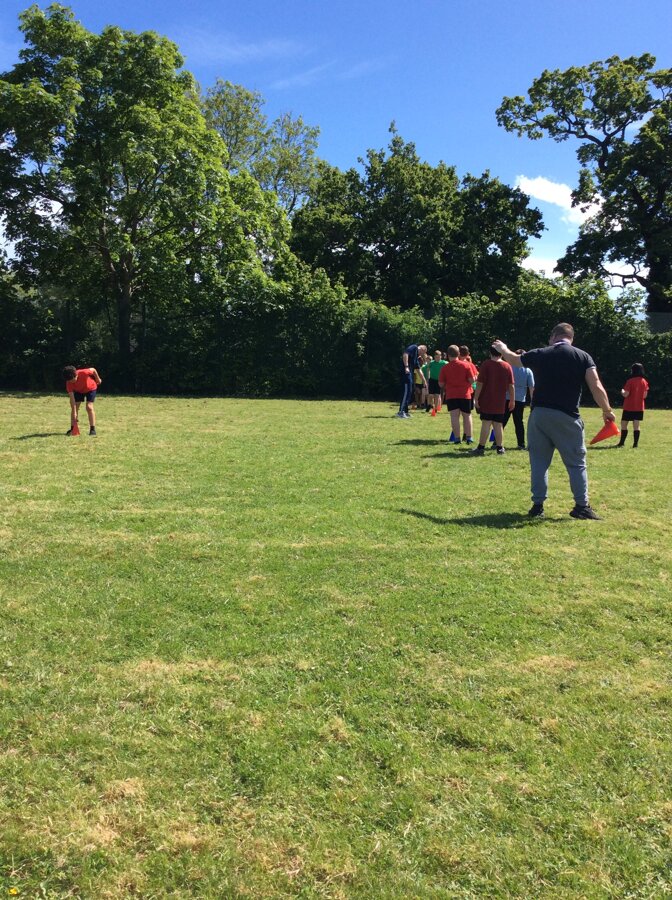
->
[477,359,514,414]
[439,358,474,399]
[65,368,97,394]
[622,376,649,412]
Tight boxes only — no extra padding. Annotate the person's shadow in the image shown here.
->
[400,508,558,529]
[11,432,63,440]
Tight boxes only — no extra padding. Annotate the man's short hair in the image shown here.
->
[447,345,460,359]
[550,323,574,341]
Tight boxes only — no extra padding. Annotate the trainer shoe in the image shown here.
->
[453,438,462,445]
[465,437,474,445]
[517,444,526,450]
[470,446,485,456]
[569,504,601,520]
[394,412,407,419]
[89,427,97,436]
[528,503,545,518]
[66,428,73,436]
[496,446,505,455]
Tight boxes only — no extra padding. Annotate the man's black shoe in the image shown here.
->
[470,446,485,456]
[528,503,544,518]
[569,504,601,520]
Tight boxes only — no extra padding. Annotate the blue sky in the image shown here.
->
[1,0,670,276]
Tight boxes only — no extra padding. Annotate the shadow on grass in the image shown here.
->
[588,445,621,451]
[395,438,449,446]
[401,508,560,529]
[11,432,63,440]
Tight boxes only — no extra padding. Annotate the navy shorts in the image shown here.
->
[447,398,471,413]
[74,390,97,403]
[621,410,643,421]
[479,411,505,423]
[428,378,441,394]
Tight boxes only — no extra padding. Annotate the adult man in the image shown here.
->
[471,346,515,455]
[502,352,535,450]
[397,343,427,418]
[493,324,615,520]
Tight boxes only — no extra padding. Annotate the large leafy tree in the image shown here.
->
[497,54,672,314]
[202,79,320,214]
[0,4,286,384]
[291,129,542,310]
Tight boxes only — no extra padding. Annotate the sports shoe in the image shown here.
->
[470,446,485,456]
[496,446,505,455]
[569,504,601,520]
[465,437,474,445]
[453,438,462,445]
[528,503,544,518]
[66,428,73,436]
[517,444,526,450]
[89,427,97,436]
[395,412,408,419]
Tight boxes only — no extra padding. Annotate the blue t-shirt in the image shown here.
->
[521,342,595,418]
[507,366,535,403]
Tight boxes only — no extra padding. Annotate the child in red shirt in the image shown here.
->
[63,365,102,436]
[617,363,649,448]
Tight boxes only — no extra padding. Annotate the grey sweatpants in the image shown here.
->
[527,407,589,506]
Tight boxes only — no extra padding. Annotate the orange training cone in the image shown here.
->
[431,408,436,417]
[589,419,619,445]
[71,421,80,436]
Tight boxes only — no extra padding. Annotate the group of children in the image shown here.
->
[406,345,650,451]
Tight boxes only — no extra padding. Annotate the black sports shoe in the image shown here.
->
[89,427,97,436]
[496,446,505,455]
[470,446,485,456]
[528,503,544,518]
[569,504,601,520]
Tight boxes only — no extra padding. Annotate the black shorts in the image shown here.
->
[428,378,441,394]
[479,412,505,423]
[74,390,97,403]
[447,398,471,413]
[621,410,643,421]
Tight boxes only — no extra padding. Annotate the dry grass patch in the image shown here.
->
[519,654,578,673]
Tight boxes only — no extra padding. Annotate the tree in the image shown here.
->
[291,128,542,310]
[497,54,672,314]
[203,79,320,214]
[0,4,285,386]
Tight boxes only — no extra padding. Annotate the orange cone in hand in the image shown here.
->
[590,419,619,445]
[71,421,80,436]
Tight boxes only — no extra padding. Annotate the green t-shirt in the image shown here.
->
[428,359,447,380]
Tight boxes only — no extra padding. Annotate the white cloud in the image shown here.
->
[269,62,336,91]
[515,175,600,227]
[174,27,301,66]
[521,256,560,277]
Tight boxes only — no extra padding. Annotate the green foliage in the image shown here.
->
[497,55,672,313]
[0,5,285,387]
[290,128,542,311]
[203,79,320,213]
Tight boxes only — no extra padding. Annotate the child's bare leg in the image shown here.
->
[86,401,96,428]
[478,420,491,446]
[493,422,504,447]
[462,411,472,439]
[450,408,461,438]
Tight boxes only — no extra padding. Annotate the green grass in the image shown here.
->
[1,393,671,898]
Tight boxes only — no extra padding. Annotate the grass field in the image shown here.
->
[1,393,671,898]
